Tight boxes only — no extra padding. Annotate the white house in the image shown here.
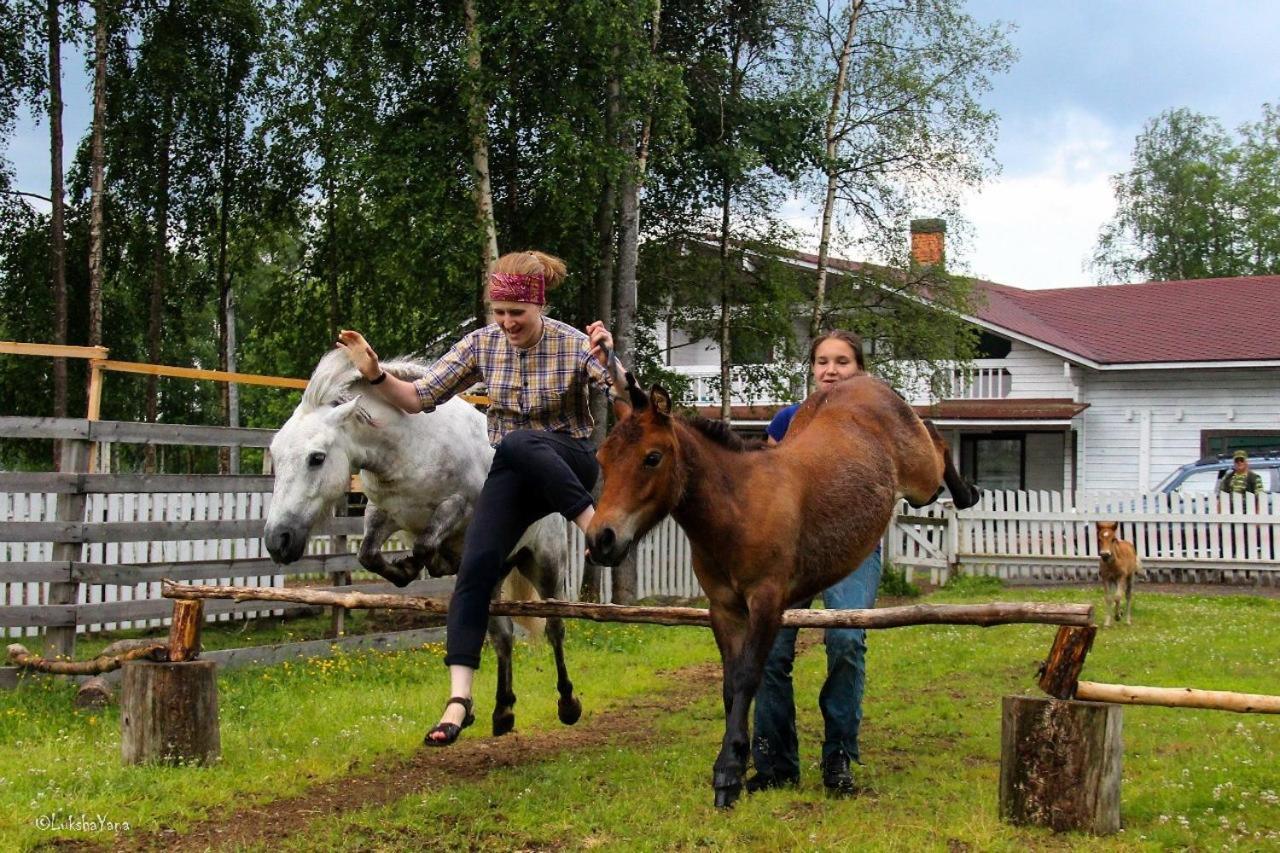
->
[656,224,1280,494]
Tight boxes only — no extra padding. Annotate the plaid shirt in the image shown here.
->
[412,318,612,446]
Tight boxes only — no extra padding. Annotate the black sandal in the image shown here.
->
[424,696,475,747]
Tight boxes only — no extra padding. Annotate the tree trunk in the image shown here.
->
[463,0,499,329]
[145,100,173,473]
[121,660,220,766]
[226,286,240,473]
[717,34,745,423]
[808,0,863,394]
[87,0,107,350]
[999,695,1122,835]
[615,0,660,373]
[47,0,67,465]
[589,59,619,449]
[217,54,235,474]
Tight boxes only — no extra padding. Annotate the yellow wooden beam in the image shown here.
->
[0,340,110,360]
[99,360,309,389]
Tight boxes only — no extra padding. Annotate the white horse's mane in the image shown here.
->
[301,349,438,411]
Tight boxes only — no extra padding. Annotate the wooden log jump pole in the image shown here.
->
[159,579,1094,629]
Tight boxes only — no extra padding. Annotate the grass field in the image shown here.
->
[2,582,1278,851]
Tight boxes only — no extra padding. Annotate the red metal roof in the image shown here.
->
[968,275,1280,364]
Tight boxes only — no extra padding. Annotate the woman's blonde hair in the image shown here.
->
[489,250,568,292]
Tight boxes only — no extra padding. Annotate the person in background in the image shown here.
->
[1218,449,1265,496]
[747,329,880,798]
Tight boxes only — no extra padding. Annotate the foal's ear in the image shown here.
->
[649,385,673,417]
[627,372,649,412]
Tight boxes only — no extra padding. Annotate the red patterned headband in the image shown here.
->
[489,272,546,305]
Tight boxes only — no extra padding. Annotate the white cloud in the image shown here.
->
[960,109,1129,289]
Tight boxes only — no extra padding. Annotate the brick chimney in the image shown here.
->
[910,218,946,268]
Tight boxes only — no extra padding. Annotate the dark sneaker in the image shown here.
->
[744,771,799,793]
[822,750,856,797]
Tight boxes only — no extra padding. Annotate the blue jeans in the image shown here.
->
[751,548,882,778]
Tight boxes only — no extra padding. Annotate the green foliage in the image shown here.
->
[1094,104,1280,282]
[877,560,920,598]
[938,570,1005,597]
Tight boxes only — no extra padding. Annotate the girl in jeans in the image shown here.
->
[337,250,626,746]
[747,329,880,796]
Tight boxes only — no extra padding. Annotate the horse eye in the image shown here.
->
[644,451,662,467]
[307,452,327,468]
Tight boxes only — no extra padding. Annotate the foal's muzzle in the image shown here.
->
[587,526,631,567]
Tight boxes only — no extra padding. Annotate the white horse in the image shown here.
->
[263,349,582,737]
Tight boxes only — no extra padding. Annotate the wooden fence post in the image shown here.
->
[45,436,90,660]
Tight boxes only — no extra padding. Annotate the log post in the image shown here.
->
[1038,625,1096,699]
[74,676,113,709]
[999,696,1122,835]
[167,599,203,662]
[120,660,220,766]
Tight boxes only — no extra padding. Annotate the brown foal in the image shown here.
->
[587,375,978,808]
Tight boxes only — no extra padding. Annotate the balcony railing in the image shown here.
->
[672,360,1012,408]
[671,364,802,408]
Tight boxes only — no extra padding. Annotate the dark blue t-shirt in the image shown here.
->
[766,403,800,444]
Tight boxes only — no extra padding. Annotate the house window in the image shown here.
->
[975,331,1012,359]
[961,434,1024,491]
[1201,430,1280,457]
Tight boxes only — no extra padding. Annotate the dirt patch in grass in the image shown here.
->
[53,638,820,853]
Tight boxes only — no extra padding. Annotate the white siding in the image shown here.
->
[1078,368,1280,491]
[1003,340,1077,399]
[668,327,720,367]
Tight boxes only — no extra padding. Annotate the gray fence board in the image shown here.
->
[0,417,276,447]
[1,516,364,544]
[0,561,73,583]
[0,472,277,494]
[68,551,405,584]
[0,417,92,440]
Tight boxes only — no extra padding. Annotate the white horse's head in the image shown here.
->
[264,396,369,563]
[264,349,399,563]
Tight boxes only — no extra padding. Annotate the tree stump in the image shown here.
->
[999,696,1122,835]
[74,676,113,709]
[120,660,220,766]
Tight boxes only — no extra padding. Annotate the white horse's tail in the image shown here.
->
[500,570,546,640]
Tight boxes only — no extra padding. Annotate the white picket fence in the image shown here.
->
[889,490,1280,585]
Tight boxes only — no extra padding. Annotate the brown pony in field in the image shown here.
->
[1096,521,1139,627]
[587,374,979,808]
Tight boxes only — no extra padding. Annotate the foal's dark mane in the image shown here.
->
[681,415,769,452]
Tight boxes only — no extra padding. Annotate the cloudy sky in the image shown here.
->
[6,2,1280,291]
[952,0,1280,289]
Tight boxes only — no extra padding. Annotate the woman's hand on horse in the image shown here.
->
[336,329,380,380]
[585,321,614,366]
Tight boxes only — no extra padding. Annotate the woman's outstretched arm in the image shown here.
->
[335,330,425,414]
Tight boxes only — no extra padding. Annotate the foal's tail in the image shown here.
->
[924,420,981,509]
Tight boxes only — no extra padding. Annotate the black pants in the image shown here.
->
[443,430,598,669]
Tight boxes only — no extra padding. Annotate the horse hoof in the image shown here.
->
[492,710,516,737]
[558,695,582,726]
[714,785,741,810]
